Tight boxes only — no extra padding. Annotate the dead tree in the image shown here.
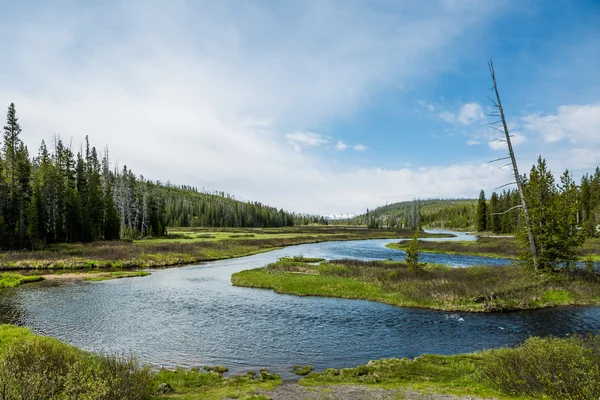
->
[487,60,539,270]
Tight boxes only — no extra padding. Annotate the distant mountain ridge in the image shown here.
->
[323,213,356,220]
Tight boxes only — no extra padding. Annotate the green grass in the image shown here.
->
[301,334,600,399]
[300,354,505,398]
[386,236,518,258]
[84,271,152,281]
[387,236,600,261]
[292,365,315,376]
[0,325,281,400]
[0,325,153,399]
[280,256,326,263]
[2,324,600,399]
[150,368,281,400]
[232,259,600,312]
[0,273,44,288]
[0,226,452,271]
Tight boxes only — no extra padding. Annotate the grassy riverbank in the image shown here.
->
[0,325,282,400]
[0,272,43,288]
[387,236,600,261]
[232,258,600,312]
[3,324,600,399]
[300,334,600,399]
[0,226,451,271]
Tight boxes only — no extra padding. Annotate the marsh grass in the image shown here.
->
[0,226,447,271]
[481,335,600,399]
[0,325,152,400]
[0,273,43,288]
[233,258,600,312]
[302,334,600,399]
[83,271,151,281]
[389,236,600,261]
[150,367,281,400]
[387,236,518,258]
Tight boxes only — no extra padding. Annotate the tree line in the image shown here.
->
[0,103,319,250]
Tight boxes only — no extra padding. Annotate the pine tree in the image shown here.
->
[489,192,501,233]
[405,230,421,272]
[476,190,487,232]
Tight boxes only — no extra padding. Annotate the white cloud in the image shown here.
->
[439,111,456,123]
[521,104,600,143]
[354,144,367,151]
[466,139,480,145]
[285,131,327,151]
[457,102,485,125]
[417,99,436,112]
[0,1,507,214]
[336,140,349,151]
[439,102,485,126]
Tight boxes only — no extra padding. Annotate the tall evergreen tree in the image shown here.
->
[476,190,487,232]
[489,192,501,234]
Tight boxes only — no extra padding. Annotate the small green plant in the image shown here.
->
[585,255,596,274]
[291,365,315,375]
[203,365,228,374]
[405,230,421,272]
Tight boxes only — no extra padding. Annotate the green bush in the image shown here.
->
[0,335,152,400]
[481,335,600,399]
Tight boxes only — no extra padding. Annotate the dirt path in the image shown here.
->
[258,382,493,400]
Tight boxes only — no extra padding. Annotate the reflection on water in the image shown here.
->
[0,231,598,378]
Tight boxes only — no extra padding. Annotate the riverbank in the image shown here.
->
[2,324,599,399]
[387,236,600,261]
[231,258,600,312]
[0,272,43,288]
[0,227,451,271]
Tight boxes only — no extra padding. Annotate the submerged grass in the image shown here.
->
[232,258,600,312]
[84,271,152,281]
[0,273,43,288]
[0,226,451,271]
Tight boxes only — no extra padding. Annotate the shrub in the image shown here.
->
[0,336,152,400]
[481,335,600,399]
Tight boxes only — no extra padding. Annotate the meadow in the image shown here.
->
[0,226,450,270]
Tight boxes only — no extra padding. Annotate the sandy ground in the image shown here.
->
[256,382,493,400]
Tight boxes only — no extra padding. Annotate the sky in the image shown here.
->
[1,0,599,215]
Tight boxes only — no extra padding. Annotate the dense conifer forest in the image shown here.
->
[0,103,319,250]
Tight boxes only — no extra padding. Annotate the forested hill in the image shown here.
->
[0,103,316,250]
[338,199,477,229]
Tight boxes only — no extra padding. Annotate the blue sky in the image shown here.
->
[1,0,599,214]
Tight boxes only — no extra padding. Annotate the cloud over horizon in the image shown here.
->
[1,0,598,214]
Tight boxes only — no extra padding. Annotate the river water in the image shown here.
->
[1,231,599,378]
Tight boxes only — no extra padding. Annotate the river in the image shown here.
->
[1,231,599,378]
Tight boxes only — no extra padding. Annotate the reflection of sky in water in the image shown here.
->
[0,231,598,379]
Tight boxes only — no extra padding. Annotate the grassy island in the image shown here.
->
[231,258,600,312]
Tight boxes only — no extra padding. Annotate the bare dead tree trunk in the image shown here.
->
[488,60,539,270]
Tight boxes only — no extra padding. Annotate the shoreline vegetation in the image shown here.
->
[0,226,451,271]
[387,235,600,261]
[2,324,600,399]
[232,258,600,312]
